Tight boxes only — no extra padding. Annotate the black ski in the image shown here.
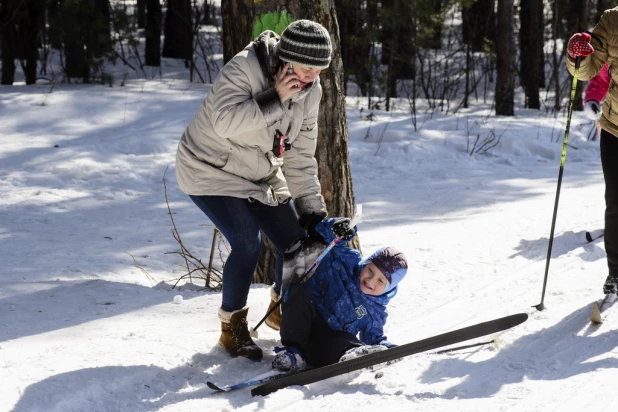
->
[251,312,528,396]
[207,370,293,392]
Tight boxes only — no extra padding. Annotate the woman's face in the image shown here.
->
[359,262,388,296]
[293,65,322,88]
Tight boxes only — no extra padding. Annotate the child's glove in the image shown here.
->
[567,32,594,58]
[584,100,602,120]
[332,218,356,239]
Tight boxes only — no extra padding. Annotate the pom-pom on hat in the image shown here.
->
[279,20,332,69]
[369,247,408,293]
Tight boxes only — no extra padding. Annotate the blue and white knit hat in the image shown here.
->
[369,247,408,293]
[279,20,332,69]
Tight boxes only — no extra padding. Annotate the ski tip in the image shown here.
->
[586,232,593,242]
[591,301,604,324]
[207,381,227,392]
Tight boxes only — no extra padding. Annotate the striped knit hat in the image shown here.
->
[279,20,332,69]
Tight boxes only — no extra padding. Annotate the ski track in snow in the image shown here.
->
[2,84,618,411]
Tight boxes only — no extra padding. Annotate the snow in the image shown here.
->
[2,75,616,412]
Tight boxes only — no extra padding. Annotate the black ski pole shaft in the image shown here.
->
[534,56,581,311]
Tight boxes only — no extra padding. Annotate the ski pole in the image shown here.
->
[251,213,362,335]
[534,56,582,311]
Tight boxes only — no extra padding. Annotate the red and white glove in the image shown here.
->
[567,33,594,58]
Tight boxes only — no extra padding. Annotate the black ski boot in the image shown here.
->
[603,274,618,294]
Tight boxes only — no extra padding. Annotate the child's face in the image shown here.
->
[359,262,389,296]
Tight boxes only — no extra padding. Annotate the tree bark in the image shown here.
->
[519,0,543,109]
[462,0,496,52]
[495,0,514,116]
[137,0,146,28]
[0,0,17,85]
[221,0,299,64]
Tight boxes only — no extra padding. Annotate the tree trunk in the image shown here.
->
[145,0,161,66]
[23,0,44,85]
[0,0,17,85]
[462,0,496,52]
[519,0,543,109]
[162,0,193,60]
[221,0,299,64]
[137,0,146,28]
[495,0,514,116]
[300,0,357,243]
[220,0,357,284]
[386,0,400,110]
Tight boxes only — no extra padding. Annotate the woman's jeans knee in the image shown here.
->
[189,195,305,312]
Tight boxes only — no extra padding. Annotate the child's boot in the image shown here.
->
[219,307,263,361]
[338,344,388,363]
[272,346,306,372]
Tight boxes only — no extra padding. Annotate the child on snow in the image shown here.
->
[271,217,408,371]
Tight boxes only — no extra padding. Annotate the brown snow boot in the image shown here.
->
[264,287,282,331]
[218,307,263,361]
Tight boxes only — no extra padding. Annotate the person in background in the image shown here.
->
[271,218,408,371]
[566,8,618,294]
[175,20,333,361]
[584,62,610,124]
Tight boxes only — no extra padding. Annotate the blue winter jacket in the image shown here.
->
[304,218,397,346]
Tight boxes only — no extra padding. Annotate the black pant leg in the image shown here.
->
[280,283,316,355]
[305,313,363,367]
[600,130,618,276]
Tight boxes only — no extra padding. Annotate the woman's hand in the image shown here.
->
[274,64,301,102]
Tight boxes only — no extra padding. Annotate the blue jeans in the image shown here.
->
[189,195,305,312]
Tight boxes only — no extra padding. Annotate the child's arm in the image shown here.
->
[315,218,358,244]
[360,326,396,348]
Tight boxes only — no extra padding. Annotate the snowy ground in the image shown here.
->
[1,78,616,412]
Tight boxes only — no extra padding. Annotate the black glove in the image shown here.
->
[298,213,325,242]
[332,218,356,239]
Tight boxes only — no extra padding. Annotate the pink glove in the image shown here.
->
[567,33,594,58]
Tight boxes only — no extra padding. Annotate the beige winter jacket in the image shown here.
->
[567,7,618,138]
[176,31,327,216]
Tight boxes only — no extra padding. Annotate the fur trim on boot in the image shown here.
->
[218,307,263,361]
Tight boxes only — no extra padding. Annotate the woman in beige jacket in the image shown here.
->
[175,20,332,361]
[567,8,618,295]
